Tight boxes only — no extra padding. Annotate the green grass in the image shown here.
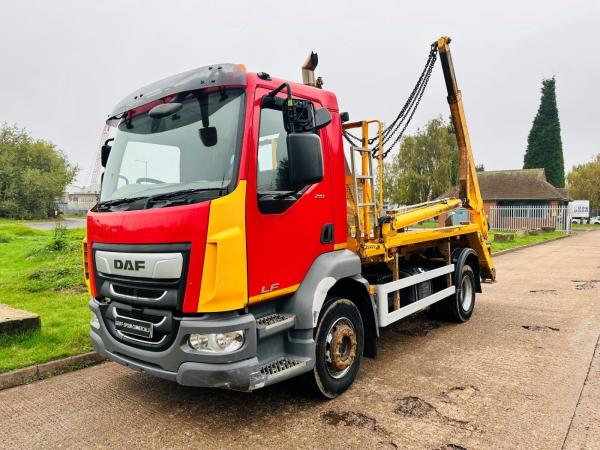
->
[572,223,600,230]
[0,224,90,373]
[490,230,566,253]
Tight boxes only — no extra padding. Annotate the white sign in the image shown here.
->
[570,200,590,219]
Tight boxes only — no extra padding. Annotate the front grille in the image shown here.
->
[100,301,180,351]
[92,242,191,351]
[112,285,165,300]
[92,242,191,311]
[137,288,165,299]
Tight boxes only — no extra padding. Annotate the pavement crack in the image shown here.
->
[522,325,560,332]
[394,396,476,432]
[440,385,479,403]
[321,410,390,437]
[390,315,440,337]
[571,279,600,290]
[561,331,600,449]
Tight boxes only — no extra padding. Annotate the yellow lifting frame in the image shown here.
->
[342,37,496,281]
[342,119,383,238]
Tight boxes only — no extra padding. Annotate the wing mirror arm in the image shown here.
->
[314,108,331,130]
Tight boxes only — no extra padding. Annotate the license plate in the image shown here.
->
[115,316,153,339]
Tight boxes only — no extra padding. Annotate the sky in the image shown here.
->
[0,0,598,186]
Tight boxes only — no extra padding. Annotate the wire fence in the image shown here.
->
[489,205,572,234]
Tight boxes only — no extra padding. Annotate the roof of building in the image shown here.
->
[65,184,100,195]
[440,169,569,201]
[556,188,572,201]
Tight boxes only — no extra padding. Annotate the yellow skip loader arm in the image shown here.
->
[344,37,495,281]
[436,36,495,280]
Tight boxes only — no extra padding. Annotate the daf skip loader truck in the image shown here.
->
[84,37,495,398]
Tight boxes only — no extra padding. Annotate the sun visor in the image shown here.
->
[107,63,247,124]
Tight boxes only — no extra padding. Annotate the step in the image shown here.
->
[259,357,307,383]
[256,313,295,339]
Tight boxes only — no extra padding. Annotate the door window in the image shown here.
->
[257,108,292,193]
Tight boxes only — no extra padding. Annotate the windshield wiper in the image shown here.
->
[97,187,229,212]
[97,195,148,211]
[144,187,228,209]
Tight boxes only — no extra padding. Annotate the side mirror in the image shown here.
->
[101,138,114,167]
[287,133,324,188]
[314,107,331,130]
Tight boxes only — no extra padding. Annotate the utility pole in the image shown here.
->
[135,159,148,181]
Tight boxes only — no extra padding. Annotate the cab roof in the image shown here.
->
[109,63,247,119]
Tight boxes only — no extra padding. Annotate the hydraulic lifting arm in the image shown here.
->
[437,36,495,280]
[341,37,495,281]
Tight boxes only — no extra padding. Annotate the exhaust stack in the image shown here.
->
[302,52,323,88]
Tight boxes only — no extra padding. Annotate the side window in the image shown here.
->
[257,108,292,193]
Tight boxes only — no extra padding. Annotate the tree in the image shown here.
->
[567,154,600,210]
[383,117,457,206]
[523,77,565,187]
[475,163,485,172]
[0,124,77,219]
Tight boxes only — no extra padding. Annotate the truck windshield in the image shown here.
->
[100,88,245,204]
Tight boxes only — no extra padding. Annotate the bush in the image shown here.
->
[0,230,14,243]
[0,225,44,237]
[48,224,69,251]
[0,124,77,219]
[26,262,84,293]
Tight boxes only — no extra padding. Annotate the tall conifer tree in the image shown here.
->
[523,77,565,187]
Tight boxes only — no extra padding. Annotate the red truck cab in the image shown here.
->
[87,64,368,396]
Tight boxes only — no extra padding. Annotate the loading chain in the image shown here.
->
[343,42,438,159]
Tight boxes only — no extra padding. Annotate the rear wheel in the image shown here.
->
[430,264,476,322]
[309,297,364,398]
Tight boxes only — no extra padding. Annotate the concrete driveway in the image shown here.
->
[0,231,598,449]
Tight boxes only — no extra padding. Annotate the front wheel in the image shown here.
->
[309,297,364,398]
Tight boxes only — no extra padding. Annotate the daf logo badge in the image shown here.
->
[114,259,146,271]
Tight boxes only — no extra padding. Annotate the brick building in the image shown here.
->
[439,169,570,228]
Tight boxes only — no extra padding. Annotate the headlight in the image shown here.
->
[189,330,245,353]
[90,312,100,330]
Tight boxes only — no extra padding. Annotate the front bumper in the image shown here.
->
[89,299,265,391]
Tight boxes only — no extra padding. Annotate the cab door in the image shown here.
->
[245,87,334,303]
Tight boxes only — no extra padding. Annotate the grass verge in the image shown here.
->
[490,230,566,253]
[0,224,90,374]
[572,223,600,230]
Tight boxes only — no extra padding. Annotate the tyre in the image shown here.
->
[430,264,476,323]
[309,297,364,398]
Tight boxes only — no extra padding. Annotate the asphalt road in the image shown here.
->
[25,217,86,231]
[1,231,599,449]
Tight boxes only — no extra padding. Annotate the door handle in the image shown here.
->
[320,223,334,244]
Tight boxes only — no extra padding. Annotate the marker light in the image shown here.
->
[189,330,245,353]
[90,312,100,330]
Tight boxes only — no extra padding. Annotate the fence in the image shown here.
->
[489,204,571,234]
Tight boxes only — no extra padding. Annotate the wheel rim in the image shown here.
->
[324,317,357,379]
[461,274,474,311]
